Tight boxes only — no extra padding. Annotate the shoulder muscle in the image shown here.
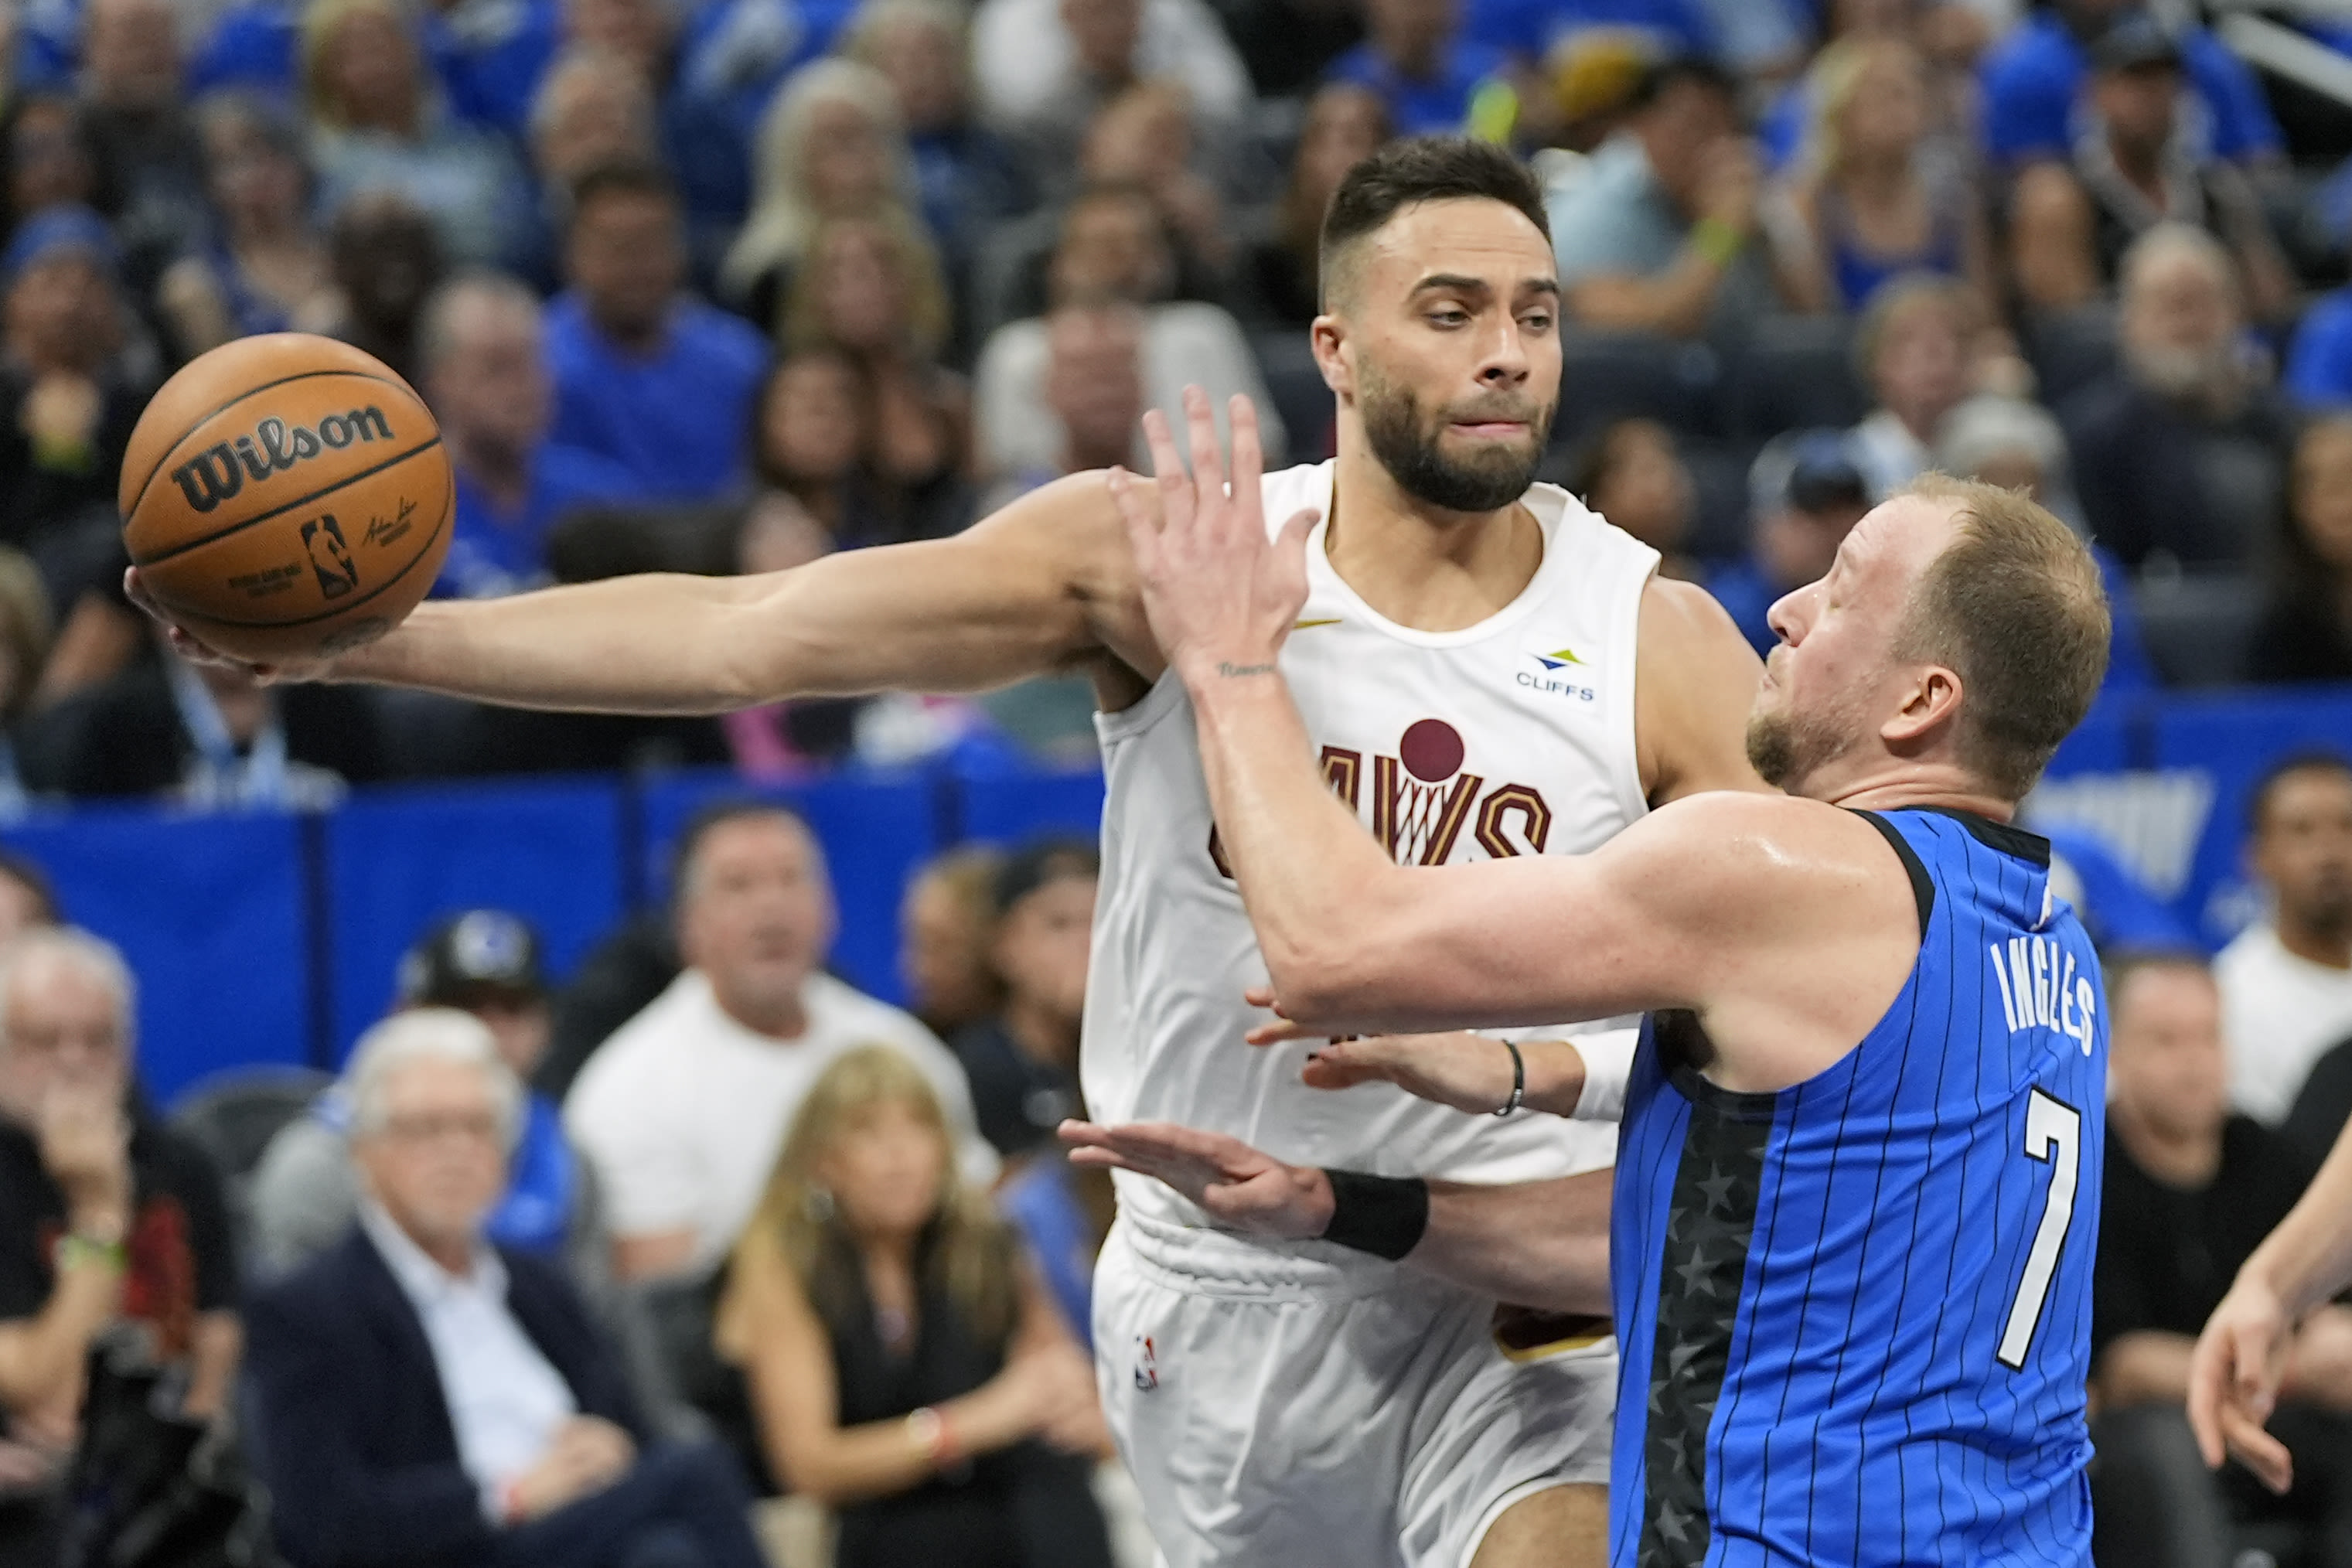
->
[1635,576,1772,804]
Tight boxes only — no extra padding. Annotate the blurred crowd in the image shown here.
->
[0,807,1150,1568]
[0,0,2340,804]
[0,758,2342,1566]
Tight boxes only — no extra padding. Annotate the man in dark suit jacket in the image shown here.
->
[241,1009,765,1568]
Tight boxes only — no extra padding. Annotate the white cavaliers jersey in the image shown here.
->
[1084,460,1662,1236]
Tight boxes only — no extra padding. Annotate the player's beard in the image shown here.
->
[1744,700,1856,793]
[1358,360,1551,514]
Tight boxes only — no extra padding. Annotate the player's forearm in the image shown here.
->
[332,574,785,714]
[1409,1173,1612,1315]
[2238,1120,2352,1318]
[1187,671,1420,1021]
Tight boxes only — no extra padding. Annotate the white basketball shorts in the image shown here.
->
[1091,1211,1616,1568]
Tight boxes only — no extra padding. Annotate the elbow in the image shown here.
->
[1264,933,1392,1034]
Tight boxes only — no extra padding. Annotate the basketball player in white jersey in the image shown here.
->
[131,138,1767,1566]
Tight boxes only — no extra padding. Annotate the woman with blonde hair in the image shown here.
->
[721,60,922,319]
[779,211,973,523]
[298,0,533,268]
[717,1046,1113,1568]
[1776,34,1992,312]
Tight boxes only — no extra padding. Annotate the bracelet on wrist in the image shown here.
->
[1493,1038,1526,1118]
[1320,1169,1430,1261]
[906,1405,956,1468]
[1691,216,1745,267]
[54,1232,126,1273]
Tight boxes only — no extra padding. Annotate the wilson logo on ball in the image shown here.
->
[165,406,398,514]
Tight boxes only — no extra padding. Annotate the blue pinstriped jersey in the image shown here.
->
[1609,808,2105,1566]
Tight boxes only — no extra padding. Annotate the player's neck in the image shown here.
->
[1326,437,1545,632]
[1814,758,2013,823]
[2274,912,2352,972]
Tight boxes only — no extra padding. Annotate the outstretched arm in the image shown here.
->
[1113,393,1914,1072]
[1058,1120,1611,1314]
[132,474,1153,714]
[2189,1115,2352,1492]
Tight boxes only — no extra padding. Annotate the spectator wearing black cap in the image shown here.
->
[248,911,596,1282]
[950,841,1096,1161]
[1705,428,1876,659]
[2007,14,2289,322]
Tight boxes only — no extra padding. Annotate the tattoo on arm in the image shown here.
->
[1216,662,1277,678]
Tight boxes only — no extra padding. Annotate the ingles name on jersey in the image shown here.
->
[1988,933,2098,1053]
[1209,718,1558,875]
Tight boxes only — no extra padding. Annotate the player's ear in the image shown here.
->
[1880,662,1964,750]
[1311,312,1352,400]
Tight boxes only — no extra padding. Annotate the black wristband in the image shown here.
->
[1320,1169,1430,1261]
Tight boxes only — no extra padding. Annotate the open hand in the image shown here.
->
[1242,987,1530,1113]
[1058,1120,1333,1240]
[1106,387,1317,689]
[2189,1274,2296,1492]
[123,568,335,685]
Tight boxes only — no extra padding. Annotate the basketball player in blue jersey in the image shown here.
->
[1067,390,2115,1565]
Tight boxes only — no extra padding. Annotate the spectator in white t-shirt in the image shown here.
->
[2217,754,2352,1123]
[565,803,993,1281]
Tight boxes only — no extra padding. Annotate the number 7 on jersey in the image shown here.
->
[1997,1089,2082,1371]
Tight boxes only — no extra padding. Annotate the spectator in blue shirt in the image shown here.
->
[421,274,642,601]
[1706,428,1875,657]
[544,161,769,503]
[1325,0,1510,136]
[1978,0,2282,168]
[2286,286,2352,410]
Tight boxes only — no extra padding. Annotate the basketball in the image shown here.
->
[119,333,453,664]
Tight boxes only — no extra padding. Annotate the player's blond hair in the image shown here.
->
[1895,474,2111,801]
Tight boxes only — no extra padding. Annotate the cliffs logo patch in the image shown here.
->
[1519,647,1597,703]
[301,513,360,598]
[167,406,397,514]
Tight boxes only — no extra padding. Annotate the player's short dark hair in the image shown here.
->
[1894,475,2111,803]
[1318,136,1550,309]
[567,159,679,230]
[670,799,817,902]
[2248,750,2352,835]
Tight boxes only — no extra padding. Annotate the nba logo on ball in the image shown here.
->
[301,515,360,598]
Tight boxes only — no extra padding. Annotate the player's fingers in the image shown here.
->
[1056,1119,1115,1150]
[2232,1321,2279,1419]
[2187,1343,2228,1468]
[2224,1412,2295,1494]
[1064,1146,1145,1175]
[1300,1054,1383,1090]
[1228,395,1264,524]
[1183,385,1225,508]
[1139,409,1190,516]
[1242,986,1291,1015]
[1274,506,1320,574]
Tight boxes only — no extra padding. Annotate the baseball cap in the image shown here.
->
[1749,429,1874,520]
[397,910,545,1006]
[1,205,121,288]
[2090,13,2183,74]
[990,838,1100,919]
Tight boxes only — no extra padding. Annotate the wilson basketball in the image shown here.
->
[119,333,453,664]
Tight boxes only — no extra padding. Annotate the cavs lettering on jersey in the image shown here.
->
[1610,810,2104,1567]
[1084,461,1658,1238]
